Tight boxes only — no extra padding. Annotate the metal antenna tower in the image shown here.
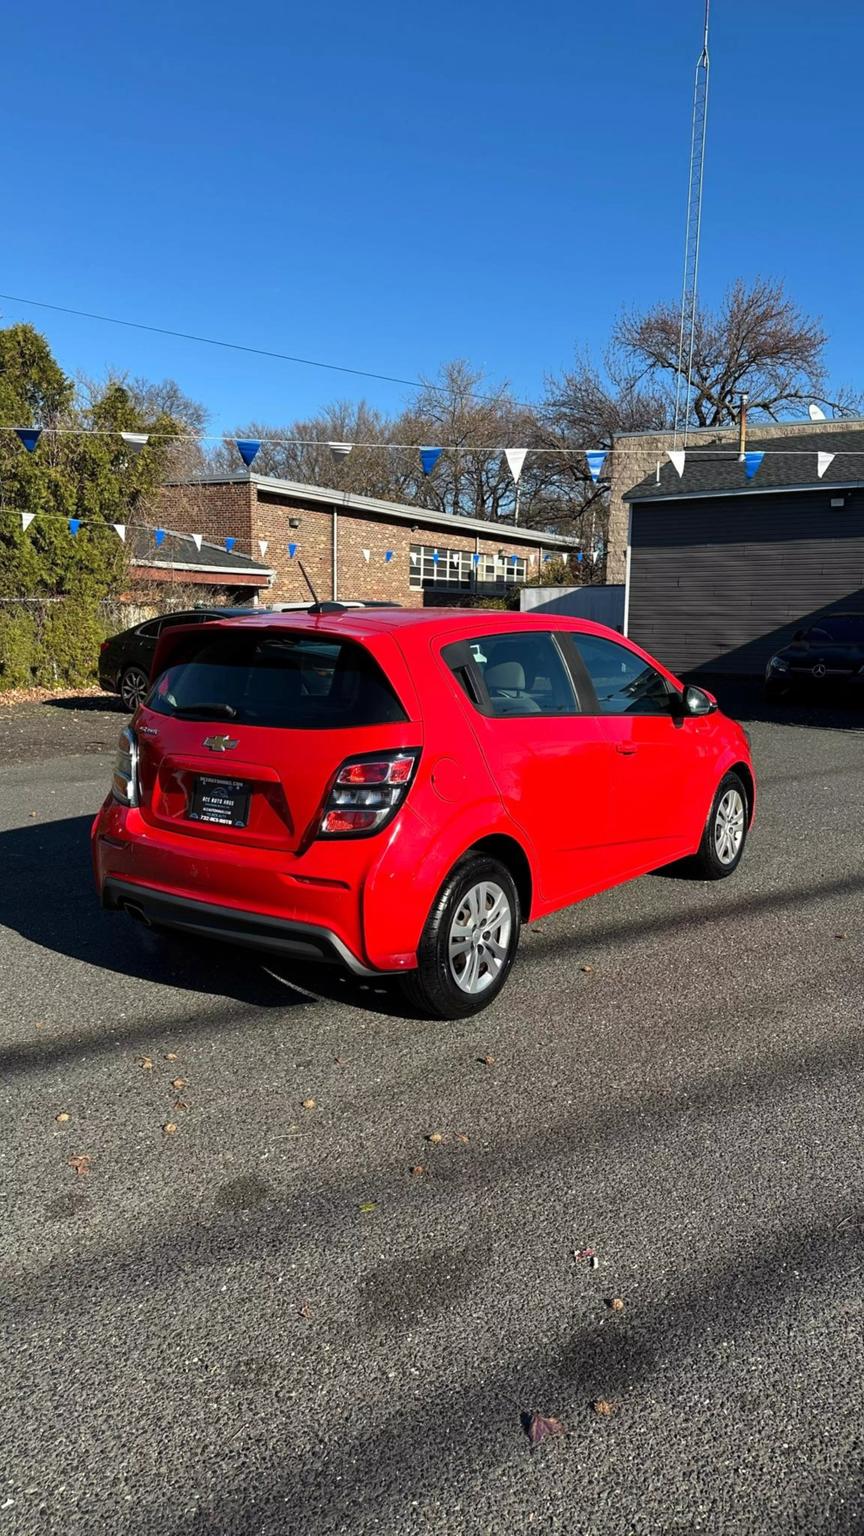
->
[673,0,711,446]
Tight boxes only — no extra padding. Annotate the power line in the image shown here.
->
[0,291,535,411]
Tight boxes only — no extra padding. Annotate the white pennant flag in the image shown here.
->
[666,449,686,477]
[504,448,528,484]
[329,441,353,459]
[410,550,419,565]
[112,523,126,542]
[191,533,203,552]
[817,451,835,479]
[361,548,370,563]
[258,539,269,558]
[20,512,35,531]
[120,432,149,454]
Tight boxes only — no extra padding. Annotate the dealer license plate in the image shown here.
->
[188,776,250,828]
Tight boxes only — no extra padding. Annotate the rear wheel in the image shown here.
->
[120,665,150,712]
[692,771,749,880]
[401,854,521,1019]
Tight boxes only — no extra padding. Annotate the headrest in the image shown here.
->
[485,661,526,691]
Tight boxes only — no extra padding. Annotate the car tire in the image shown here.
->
[120,666,150,712]
[401,853,521,1020]
[691,771,749,880]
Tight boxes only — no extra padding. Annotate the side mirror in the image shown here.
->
[683,684,718,717]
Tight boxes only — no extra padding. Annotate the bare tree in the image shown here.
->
[615,278,861,426]
[212,400,398,499]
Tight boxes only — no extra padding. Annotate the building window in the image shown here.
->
[409,544,527,590]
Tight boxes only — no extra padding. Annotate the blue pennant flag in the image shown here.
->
[16,427,42,454]
[420,447,443,476]
[585,449,606,483]
[288,542,297,558]
[472,553,480,566]
[235,438,261,468]
[577,550,584,563]
[384,550,394,563]
[432,549,441,564]
[225,536,236,553]
[543,553,554,563]
[744,451,764,481]
[154,528,166,547]
[69,518,81,537]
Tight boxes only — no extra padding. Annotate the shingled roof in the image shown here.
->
[624,427,864,504]
[129,527,273,575]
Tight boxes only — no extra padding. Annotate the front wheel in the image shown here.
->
[120,665,150,712]
[691,771,749,880]
[401,854,521,1019]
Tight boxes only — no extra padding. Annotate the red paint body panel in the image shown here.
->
[92,610,756,973]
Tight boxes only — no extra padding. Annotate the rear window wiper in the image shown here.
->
[171,701,238,719]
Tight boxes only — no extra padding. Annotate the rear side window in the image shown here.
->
[806,618,864,643]
[147,631,407,729]
[573,634,677,716]
[443,632,580,718]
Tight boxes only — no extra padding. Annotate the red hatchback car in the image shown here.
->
[92,607,755,1018]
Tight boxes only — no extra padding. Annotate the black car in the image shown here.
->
[99,607,266,710]
[765,613,864,699]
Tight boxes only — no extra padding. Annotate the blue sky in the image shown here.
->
[2,0,861,435]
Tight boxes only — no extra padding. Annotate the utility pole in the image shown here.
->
[673,0,711,448]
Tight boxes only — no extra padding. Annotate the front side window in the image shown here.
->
[806,617,864,644]
[573,634,678,716]
[147,631,407,729]
[444,632,580,718]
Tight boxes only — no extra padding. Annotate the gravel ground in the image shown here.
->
[1,688,863,1535]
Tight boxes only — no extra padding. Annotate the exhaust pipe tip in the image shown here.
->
[123,901,152,929]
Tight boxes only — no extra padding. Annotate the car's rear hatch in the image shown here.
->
[134,621,421,854]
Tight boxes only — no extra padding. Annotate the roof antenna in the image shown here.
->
[298,558,345,615]
[297,560,319,604]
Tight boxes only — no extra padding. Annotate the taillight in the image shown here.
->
[319,750,419,837]
[111,725,139,807]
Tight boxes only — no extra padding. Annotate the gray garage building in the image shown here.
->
[623,428,864,677]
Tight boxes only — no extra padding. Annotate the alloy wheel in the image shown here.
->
[447,880,513,995]
[121,667,149,712]
[714,788,745,864]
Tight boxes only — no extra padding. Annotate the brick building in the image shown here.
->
[155,474,580,606]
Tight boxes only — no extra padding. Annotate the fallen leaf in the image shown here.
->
[29,811,37,819]
[334,1056,346,1066]
[592,1398,618,1417]
[302,1098,317,1111]
[409,1165,426,1176]
[455,1134,470,1145]
[138,1056,153,1071]
[358,1200,378,1214]
[164,1052,178,1062]
[580,964,594,974]
[608,1297,625,1312]
[477,1055,495,1066]
[525,1411,566,1448]
[298,1301,314,1320]
[574,1246,596,1262]
[34,1021,47,1031]
[67,1154,92,1177]
[55,1112,70,1125]
[171,1078,187,1091]
[426,1132,445,1145]
[162,1122,178,1136]
[174,1100,189,1112]
[835,933,848,940]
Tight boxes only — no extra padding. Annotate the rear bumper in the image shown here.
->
[101,877,381,976]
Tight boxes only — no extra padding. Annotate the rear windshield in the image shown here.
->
[147,630,407,729]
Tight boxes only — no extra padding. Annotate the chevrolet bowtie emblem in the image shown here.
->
[203,734,239,752]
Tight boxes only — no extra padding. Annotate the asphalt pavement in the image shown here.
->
[1,689,863,1535]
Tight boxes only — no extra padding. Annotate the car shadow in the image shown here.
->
[0,813,411,1018]
[695,676,864,733]
[43,694,126,713]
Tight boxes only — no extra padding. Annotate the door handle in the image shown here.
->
[615,743,638,756]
